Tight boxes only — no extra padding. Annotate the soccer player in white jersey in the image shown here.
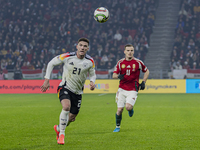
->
[113,44,149,132]
[40,38,96,145]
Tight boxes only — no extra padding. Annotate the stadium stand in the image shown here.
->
[0,0,158,79]
[170,0,200,71]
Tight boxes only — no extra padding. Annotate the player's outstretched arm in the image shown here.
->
[44,56,63,79]
[41,55,63,92]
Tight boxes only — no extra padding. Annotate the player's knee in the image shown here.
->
[126,105,133,111]
[62,105,70,111]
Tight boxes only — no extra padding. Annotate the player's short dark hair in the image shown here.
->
[125,44,134,49]
[78,38,89,45]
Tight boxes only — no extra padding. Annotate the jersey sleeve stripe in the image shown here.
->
[134,58,144,65]
[85,54,95,68]
[90,58,95,68]
[59,53,70,60]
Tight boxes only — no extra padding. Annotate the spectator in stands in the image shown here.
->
[35,60,43,70]
[96,44,103,57]
[147,12,155,27]
[101,54,109,64]
[1,59,7,70]
[113,30,122,41]
[179,4,188,16]
[183,23,191,33]
[180,42,187,51]
[185,57,192,68]
[93,55,99,69]
[6,60,15,71]
[192,62,197,69]
[171,48,178,61]
[1,47,7,56]
[15,55,24,68]
[0,69,5,80]
[192,50,198,63]
[169,58,177,71]
[127,35,133,43]
[188,38,195,48]
[193,2,200,14]
[186,50,193,60]
[21,61,29,70]
[175,61,183,70]
[182,61,190,69]
[99,61,106,70]
[107,61,113,70]
[178,49,185,62]
[176,18,185,29]
[13,66,23,80]
[197,61,200,69]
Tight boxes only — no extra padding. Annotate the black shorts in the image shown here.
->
[57,86,82,115]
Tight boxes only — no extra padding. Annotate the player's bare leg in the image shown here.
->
[126,103,134,117]
[67,113,78,126]
[56,99,70,145]
[113,107,123,132]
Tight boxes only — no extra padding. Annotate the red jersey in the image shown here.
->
[113,58,148,91]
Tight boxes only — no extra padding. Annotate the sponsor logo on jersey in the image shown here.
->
[69,62,74,65]
[132,64,135,71]
[127,65,131,68]
[122,64,126,68]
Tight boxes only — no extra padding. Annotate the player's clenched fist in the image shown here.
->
[89,81,95,90]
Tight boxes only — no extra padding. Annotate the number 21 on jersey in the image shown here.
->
[73,67,81,75]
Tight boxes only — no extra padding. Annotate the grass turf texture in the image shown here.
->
[0,93,200,150]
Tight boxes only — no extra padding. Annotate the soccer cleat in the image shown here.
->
[57,134,65,145]
[128,109,134,117]
[113,127,120,132]
[54,125,60,140]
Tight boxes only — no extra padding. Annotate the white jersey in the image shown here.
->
[44,52,96,94]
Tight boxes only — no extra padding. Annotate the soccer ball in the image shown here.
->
[94,7,109,23]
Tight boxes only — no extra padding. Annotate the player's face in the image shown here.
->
[76,41,89,58]
[124,46,134,60]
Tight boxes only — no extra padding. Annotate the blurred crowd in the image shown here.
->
[0,0,157,78]
[170,0,200,70]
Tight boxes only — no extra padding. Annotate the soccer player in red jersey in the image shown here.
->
[113,44,149,132]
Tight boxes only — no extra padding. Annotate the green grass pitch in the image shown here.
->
[0,93,200,150]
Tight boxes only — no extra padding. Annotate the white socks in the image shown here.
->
[59,109,69,136]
